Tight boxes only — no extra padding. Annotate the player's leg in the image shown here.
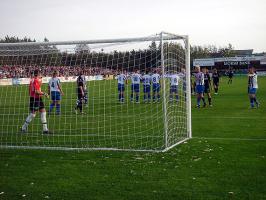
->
[207,92,212,106]
[201,86,206,107]
[175,87,179,102]
[147,86,151,102]
[55,100,60,114]
[169,86,173,102]
[22,97,37,132]
[75,92,83,113]
[55,91,61,114]
[153,91,156,102]
[118,84,122,102]
[254,94,259,108]
[39,108,49,133]
[152,84,156,102]
[143,86,147,102]
[249,93,255,108]
[78,97,83,113]
[135,85,140,103]
[121,91,124,103]
[121,84,125,103]
[250,88,259,107]
[37,97,50,133]
[130,84,134,102]
[49,91,55,114]
[196,93,201,108]
[84,90,88,106]
[195,86,200,108]
[21,111,36,132]
[157,85,160,102]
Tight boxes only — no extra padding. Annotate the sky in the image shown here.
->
[0,0,266,52]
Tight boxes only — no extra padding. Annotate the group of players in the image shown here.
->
[20,65,259,134]
[193,66,219,108]
[193,65,259,109]
[116,69,184,104]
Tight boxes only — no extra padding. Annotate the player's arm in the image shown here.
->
[57,81,64,95]
[34,80,49,98]
[79,81,85,97]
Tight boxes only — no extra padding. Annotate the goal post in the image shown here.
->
[0,32,191,152]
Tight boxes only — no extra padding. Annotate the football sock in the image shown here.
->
[40,112,48,131]
[56,104,60,114]
[250,97,254,107]
[208,97,212,105]
[22,113,36,130]
[148,94,151,101]
[118,93,121,101]
[170,94,173,101]
[254,97,259,105]
[136,94,139,102]
[49,103,55,112]
[197,97,201,106]
[202,97,206,104]
[84,95,88,104]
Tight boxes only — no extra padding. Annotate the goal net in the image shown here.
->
[0,32,191,152]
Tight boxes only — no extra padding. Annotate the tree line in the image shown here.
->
[0,35,236,69]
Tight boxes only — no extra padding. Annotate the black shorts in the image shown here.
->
[204,87,210,93]
[29,97,44,112]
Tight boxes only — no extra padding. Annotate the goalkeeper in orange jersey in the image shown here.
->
[21,69,52,134]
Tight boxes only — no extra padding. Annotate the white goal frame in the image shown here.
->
[0,31,191,152]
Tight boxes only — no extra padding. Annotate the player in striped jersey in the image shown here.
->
[48,71,64,115]
[248,67,259,108]
[117,70,127,103]
[142,71,151,103]
[21,70,51,134]
[169,73,181,102]
[194,65,205,108]
[130,70,142,103]
[151,70,161,102]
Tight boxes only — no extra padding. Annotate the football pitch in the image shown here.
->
[0,76,266,199]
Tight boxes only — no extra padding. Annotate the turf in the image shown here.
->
[0,76,266,199]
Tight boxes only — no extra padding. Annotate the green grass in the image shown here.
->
[0,76,266,199]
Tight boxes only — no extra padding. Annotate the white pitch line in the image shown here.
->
[193,137,266,141]
[193,116,266,119]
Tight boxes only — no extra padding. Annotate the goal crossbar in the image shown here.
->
[0,32,186,47]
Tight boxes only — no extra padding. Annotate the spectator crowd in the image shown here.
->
[0,65,116,79]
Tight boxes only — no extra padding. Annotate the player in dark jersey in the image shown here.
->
[21,69,51,134]
[75,72,85,114]
[212,68,220,94]
[202,68,212,107]
[228,69,234,84]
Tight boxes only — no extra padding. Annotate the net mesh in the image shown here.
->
[0,33,190,151]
